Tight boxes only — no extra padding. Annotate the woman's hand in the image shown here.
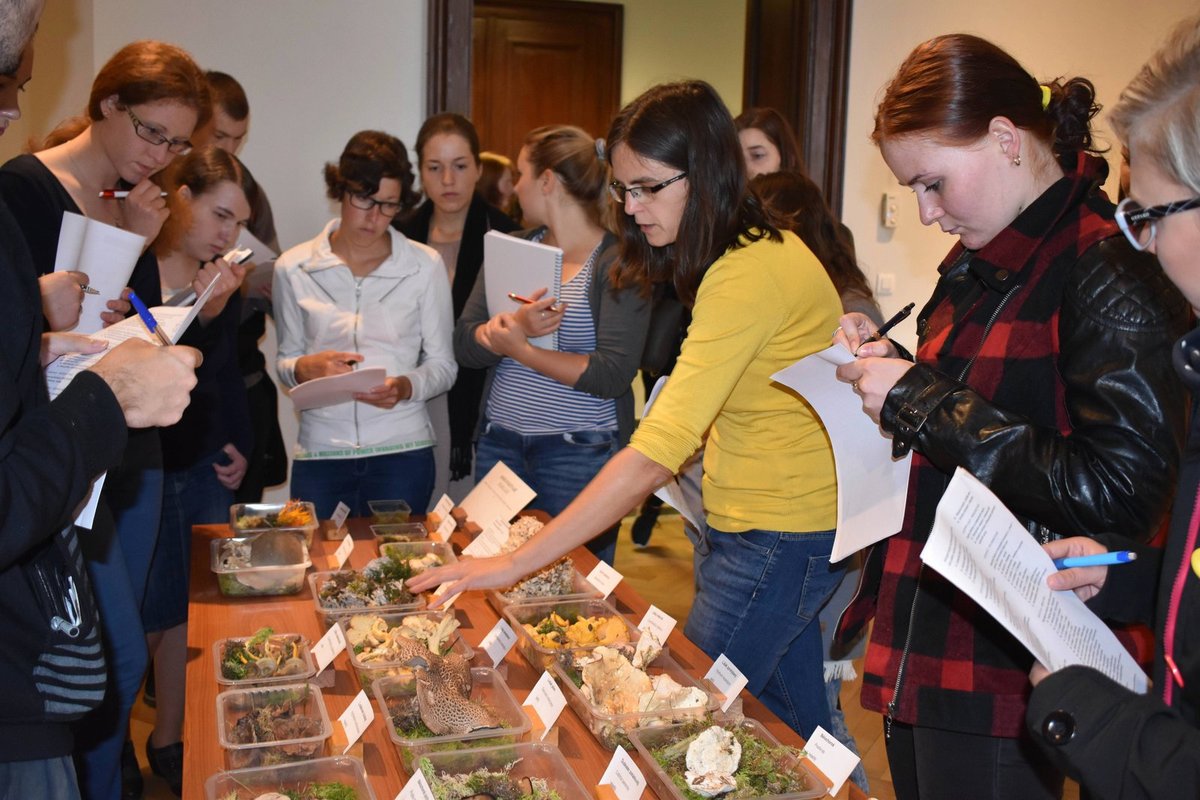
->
[355,376,412,409]
[100,287,133,327]
[836,356,914,423]
[213,443,248,491]
[834,311,900,358]
[1043,537,1110,601]
[123,178,171,244]
[1029,661,1052,687]
[406,552,528,606]
[512,288,565,338]
[40,331,107,367]
[40,271,89,331]
[196,258,249,324]
[479,313,532,358]
[294,350,364,383]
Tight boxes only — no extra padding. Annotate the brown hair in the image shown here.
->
[752,171,872,301]
[414,112,481,166]
[524,125,609,229]
[873,34,1101,159]
[206,70,249,121]
[607,81,779,307]
[478,151,517,216]
[88,41,211,128]
[733,107,803,172]
[154,145,256,257]
[323,129,420,211]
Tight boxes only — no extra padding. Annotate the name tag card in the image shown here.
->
[635,605,677,661]
[459,461,535,530]
[586,560,623,599]
[598,745,646,800]
[432,494,454,523]
[463,518,508,557]
[522,670,566,740]
[312,622,347,674]
[480,618,518,668]
[331,501,351,530]
[434,513,456,542]
[396,768,435,800]
[704,653,749,712]
[338,689,375,754]
[331,532,355,570]
[799,725,859,796]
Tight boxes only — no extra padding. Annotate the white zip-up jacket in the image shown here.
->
[274,219,457,459]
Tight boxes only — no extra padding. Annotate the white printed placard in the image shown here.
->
[332,532,355,570]
[638,605,677,642]
[598,745,646,800]
[396,768,435,800]
[585,560,623,599]
[330,501,351,530]
[338,689,375,754]
[312,621,347,674]
[480,618,518,668]
[798,725,859,796]
[433,494,454,521]
[463,518,508,557]
[434,513,456,542]
[704,653,749,712]
[522,670,566,740]
[459,461,535,529]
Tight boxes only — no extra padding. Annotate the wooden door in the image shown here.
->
[470,0,622,159]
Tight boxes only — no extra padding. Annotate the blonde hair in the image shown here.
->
[1110,13,1200,194]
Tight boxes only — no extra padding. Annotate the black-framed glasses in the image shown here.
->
[1116,195,1200,251]
[347,192,403,217]
[125,107,193,155]
[608,172,687,204]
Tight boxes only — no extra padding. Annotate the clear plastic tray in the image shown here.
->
[552,650,717,749]
[310,541,456,626]
[204,755,377,800]
[210,531,311,597]
[502,597,640,672]
[340,610,475,690]
[371,665,530,769]
[229,501,319,548]
[215,682,331,770]
[485,564,602,614]
[626,717,827,800]
[212,632,316,687]
[368,498,412,524]
[369,521,430,546]
[416,741,590,800]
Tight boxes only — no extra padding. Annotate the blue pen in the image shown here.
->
[128,291,172,346]
[1052,550,1137,570]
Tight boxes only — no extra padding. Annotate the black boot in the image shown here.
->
[121,738,144,800]
[146,734,183,797]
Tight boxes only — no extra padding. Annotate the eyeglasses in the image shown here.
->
[608,172,687,204]
[125,107,193,155]
[1115,195,1200,251]
[348,192,403,217]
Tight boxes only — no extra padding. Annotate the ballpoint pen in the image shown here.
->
[80,284,99,295]
[1052,551,1137,570]
[858,301,916,352]
[128,291,173,346]
[507,292,563,313]
[98,190,169,199]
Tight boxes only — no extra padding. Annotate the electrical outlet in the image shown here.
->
[881,192,898,229]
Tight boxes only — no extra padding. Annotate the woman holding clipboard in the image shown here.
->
[454,125,650,565]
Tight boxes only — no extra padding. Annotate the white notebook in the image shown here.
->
[482,230,563,350]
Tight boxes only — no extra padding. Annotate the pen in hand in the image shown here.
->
[857,301,916,353]
[1052,550,1137,570]
[507,291,562,313]
[128,290,173,346]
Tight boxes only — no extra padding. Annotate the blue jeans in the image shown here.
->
[142,451,233,633]
[0,756,81,799]
[74,436,162,800]
[683,525,844,738]
[291,449,435,520]
[474,422,619,564]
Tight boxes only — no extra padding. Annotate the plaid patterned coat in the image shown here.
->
[845,153,1190,738]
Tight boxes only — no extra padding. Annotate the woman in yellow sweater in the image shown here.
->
[412,80,844,737]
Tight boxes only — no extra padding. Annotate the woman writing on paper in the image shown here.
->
[414,82,847,741]
[454,125,650,565]
[833,35,1188,798]
[274,130,456,518]
[1023,15,1200,798]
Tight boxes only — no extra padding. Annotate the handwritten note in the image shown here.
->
[704,653,749,712]
[338,690,375,754]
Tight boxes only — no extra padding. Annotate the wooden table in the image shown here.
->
[184,517,867,799]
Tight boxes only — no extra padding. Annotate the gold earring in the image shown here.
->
[1012,154,1022,167]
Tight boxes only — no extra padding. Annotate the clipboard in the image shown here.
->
[482,230,563,350]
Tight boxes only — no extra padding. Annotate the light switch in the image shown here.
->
[877,273,895,297]
[881,192,898,229]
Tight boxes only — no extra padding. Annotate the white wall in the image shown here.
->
[842,0,1196,350]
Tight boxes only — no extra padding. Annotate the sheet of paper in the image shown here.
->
[287,367,388,411]
[459,461,535,529]
[54,212,147,334]
[642,376,705,531]
[922,468,1149,693]
[598,746,646,800]
[799,725,859,797]
[482,230,561,350]
[771,344,911,562]
[337,689,375,754]
[522,670,566,740]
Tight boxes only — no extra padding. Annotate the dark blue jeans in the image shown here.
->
[474,422,619,564]
[683,524,844,738]
[291,448,435,520]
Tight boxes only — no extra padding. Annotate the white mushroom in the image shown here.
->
[684,726,741,798]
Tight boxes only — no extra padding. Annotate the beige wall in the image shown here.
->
[842,0,1197,348]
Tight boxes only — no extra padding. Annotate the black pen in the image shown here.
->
[859,301,915,351]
